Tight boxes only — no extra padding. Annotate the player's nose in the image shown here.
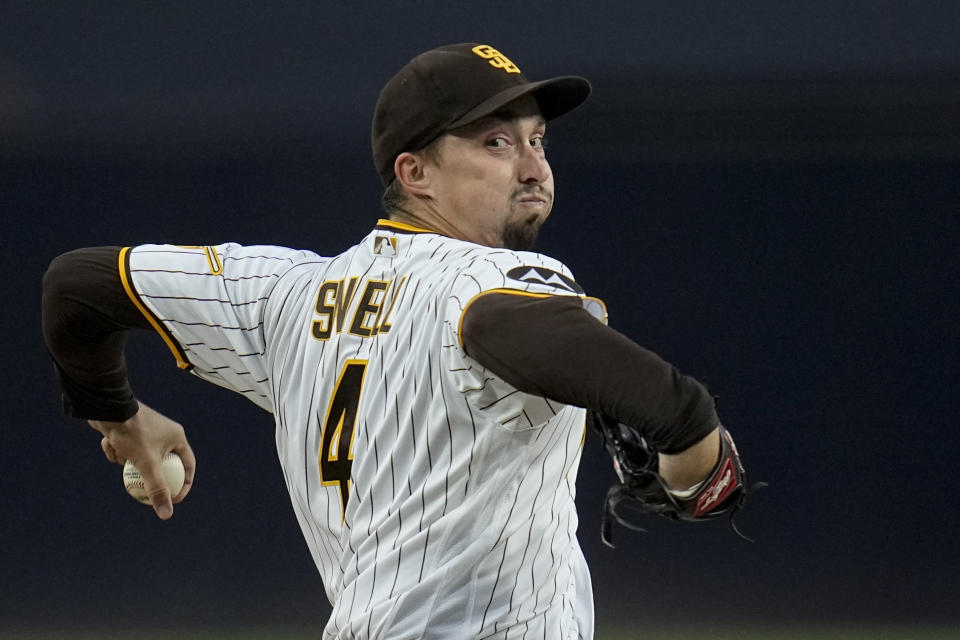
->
[517,143,551,185]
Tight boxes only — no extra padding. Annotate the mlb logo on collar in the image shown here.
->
[374,235,398,256]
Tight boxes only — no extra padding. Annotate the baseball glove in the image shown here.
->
[591,413,763,547]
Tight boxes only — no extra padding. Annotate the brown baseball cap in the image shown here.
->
[372,43,591,186]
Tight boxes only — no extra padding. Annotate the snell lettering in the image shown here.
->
[312,276,407,340]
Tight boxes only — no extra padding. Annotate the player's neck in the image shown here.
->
[388,205,484,247]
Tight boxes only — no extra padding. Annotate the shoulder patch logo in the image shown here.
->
[506,266,584,294]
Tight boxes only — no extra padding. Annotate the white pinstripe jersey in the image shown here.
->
[122,220,606,639]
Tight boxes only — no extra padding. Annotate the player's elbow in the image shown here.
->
[42,251,81,347]
[43,250,75,306]
[42,247,120,346]
[42,249,90,311]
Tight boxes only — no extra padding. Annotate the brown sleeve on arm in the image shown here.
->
[41,246,151,421]
[460,292,719,453]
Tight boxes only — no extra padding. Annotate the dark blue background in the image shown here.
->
[2,1,958,633]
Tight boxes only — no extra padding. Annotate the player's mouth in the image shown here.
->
[515,193,550,209]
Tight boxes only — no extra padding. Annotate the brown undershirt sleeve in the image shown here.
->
[459,292,718,453]
[41,246,150,421]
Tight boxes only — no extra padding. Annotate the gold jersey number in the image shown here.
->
[318,360,367,522]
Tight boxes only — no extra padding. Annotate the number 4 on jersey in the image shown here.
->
[319,360,368,522]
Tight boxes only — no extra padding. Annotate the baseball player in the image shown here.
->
[42,44,727,639]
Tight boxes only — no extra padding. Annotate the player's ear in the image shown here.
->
[394,152,433,198]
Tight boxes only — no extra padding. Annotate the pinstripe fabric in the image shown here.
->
[127,227,595,639]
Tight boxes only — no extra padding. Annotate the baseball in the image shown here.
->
[122,452,185,504]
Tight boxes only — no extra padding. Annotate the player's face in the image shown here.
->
[429,96,554,250]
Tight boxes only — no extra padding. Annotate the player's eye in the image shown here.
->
[485,136,510,149]
[530,135,548,151]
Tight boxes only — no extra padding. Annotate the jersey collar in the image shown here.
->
[375,219,437,235]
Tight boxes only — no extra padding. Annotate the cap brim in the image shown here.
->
[446,75,591,130]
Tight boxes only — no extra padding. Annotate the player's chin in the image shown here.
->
[502,214,546,251]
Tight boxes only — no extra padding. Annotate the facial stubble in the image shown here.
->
[502,217,544,251]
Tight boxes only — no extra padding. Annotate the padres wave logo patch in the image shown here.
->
[506,266,584,294]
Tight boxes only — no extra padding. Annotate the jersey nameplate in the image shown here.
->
[311,276,407,340]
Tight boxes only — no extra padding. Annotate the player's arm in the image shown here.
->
[42,246,196,519]
[460,292,719,489]
[42,247,148,420]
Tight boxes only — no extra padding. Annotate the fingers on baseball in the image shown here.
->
[172,443,196,504]
[137,457,175,520]
[150,490,174,520]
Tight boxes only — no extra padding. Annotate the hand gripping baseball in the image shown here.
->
[591,413,765,547]
[89,402,196,520]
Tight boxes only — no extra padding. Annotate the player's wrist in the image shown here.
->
[656,426,721,490]
[88,401,141,435]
